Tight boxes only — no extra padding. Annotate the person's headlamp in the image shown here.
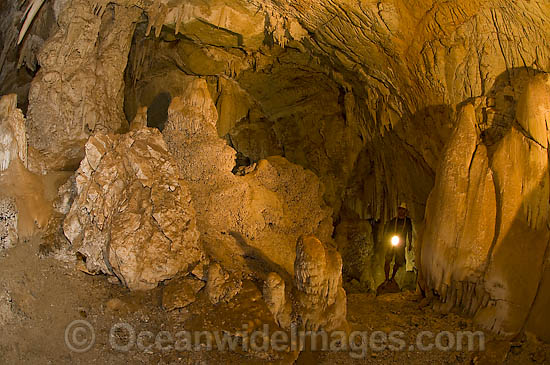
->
[391,235,400,247]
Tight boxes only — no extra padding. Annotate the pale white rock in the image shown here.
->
[26,0,140,172]
[0,95,27,171]
[63,128,204,291]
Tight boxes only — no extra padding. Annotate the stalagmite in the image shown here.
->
[293,235,348,332]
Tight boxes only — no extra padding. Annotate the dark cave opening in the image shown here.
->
[146,92,171,131]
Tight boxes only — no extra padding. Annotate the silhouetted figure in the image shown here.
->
[383,202,413,282]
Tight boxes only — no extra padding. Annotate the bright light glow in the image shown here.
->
[391,235,400,247]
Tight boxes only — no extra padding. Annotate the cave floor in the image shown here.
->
[0,237,548,364]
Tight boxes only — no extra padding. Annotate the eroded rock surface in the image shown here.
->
[334,213,376,289]
[263,235,348,333]
[262,272,291,329]
[0,197,18,251]
[294,235,348,332]
[205,263,242,304]
[0,0,57,113]
[4,0,550,345]
[162,78,333,276]
[26,0,140,172]
[64,128,204,290]
[0,94,28,252]
[421,72,550,340]
[0,94,26,171]
[162,276,205,311]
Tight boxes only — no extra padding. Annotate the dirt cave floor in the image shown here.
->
[0,237,549,365]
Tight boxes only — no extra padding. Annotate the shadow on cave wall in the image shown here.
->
[479,67,546,148]
[485,169,550,339]
[228,231,293,284]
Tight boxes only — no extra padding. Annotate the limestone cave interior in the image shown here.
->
[0,0,550,363]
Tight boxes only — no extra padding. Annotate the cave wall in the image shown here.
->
[421,70,550,340]
[26,0,140,172]
[0,0,58,112]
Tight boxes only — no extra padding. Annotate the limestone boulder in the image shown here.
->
[63,128,204,290]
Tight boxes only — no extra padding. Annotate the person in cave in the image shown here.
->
[383,202,413,282]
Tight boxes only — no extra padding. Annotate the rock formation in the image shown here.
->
[205,263,243,305]
[25,0,140,172]
[334,213,376,289]
[162,77,333,276]
[0,94,28,252]
[420,72,550,341]
[0,94,26,171]
[162,276,206,311]
[262,272,292,329]
[293,235,348,332]
[0,197,18,252]
[0,0,57,113]
[263,235,348,333]
[158,76,347,335]
[63,128,204,290]
[421,103,496,316]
